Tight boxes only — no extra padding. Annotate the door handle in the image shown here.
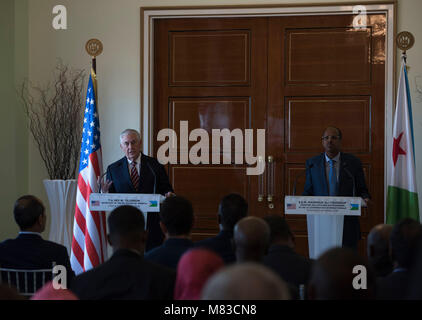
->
[267,156,274,209]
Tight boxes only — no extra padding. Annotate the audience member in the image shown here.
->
[308,247,375,300]
[376,218,422,300]
[31,281,78,300]
[201,262,290,300]
[407,234,422,299]
[144,196,194,269]
[70,205,175,299]
[195,193,248,264]
[262,214,312,292]
[233,216,270,263]
[0,195,75,290]
[367,224,393,277]
[174,248,224,300]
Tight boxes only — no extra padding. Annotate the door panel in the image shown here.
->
[154,13,386,257]
[154,17,268,241]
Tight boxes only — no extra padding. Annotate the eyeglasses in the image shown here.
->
[321,135,341,141]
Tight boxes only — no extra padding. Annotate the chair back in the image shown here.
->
[0,264,55,298]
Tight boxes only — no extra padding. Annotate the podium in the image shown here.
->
[89,193,165,229]
[285,196,363,259]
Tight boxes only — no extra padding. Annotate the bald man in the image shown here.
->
[233,217,270,263]
[367,224,393,277]
[201,263,290,300]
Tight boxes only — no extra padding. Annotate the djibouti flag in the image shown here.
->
[386,56,419,224]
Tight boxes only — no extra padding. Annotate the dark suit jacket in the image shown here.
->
[69,249,175,300]
[144,238,194,270]
[106,153,174,251]
[0,233,75,287]
[376,270,409,300]
[194,230,236,265]
[303,152,370,248]
[263,245,312,289]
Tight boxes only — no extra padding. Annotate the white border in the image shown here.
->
[142,4,395,220]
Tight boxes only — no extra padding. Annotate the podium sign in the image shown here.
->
[285,195,363,259]
[89,193,164,212]
[284,196,362,216]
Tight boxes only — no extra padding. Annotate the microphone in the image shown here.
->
[293,163,313,196]
[146,161,157,194]
[97,169,110,193]
[342,162,356,197]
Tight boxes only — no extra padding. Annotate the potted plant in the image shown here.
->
[19,62,85,254]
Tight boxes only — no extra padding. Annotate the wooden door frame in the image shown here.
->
[141,2,396,221]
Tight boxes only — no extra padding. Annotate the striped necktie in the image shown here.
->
[130,161,140,191]
[328,159,338,196]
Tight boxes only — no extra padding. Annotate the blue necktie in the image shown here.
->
[328,159,338,196]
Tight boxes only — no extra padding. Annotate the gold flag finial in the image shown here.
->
[85,39,103,57]
[396,31,414,53]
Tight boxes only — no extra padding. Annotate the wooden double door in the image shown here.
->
[153,14,386,257]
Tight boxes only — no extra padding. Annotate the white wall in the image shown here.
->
[2,0,422,240]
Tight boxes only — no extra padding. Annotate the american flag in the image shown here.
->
[70,69,107,275]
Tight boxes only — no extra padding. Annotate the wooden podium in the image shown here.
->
[285,196,363,259]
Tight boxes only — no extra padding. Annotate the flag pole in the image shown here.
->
[70,39,106,274]
[85,39,102,103]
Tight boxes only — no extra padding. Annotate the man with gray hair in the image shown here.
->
[100,128,174,251]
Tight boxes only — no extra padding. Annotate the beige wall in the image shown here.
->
[0,0,28,239]
[2,0,422,241]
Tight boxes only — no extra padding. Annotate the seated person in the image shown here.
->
[174,248,224,300]
[376,218,422,300]
[70,205,175,299]
[201,263,290,300]
[0,195,74,291]
[195,193,248,264]
[144,196,194,269]
[262,214,312,293]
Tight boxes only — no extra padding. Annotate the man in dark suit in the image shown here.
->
[100,129,174,251]
[376,218,422,300]
[367,224,393,277]
[70,205,175,300]
[262,215,312,293]
[308,247,375,299]
[144,196,194,269]
[195,193,248,264]
[303,127,371,250]
[0,195,74,288]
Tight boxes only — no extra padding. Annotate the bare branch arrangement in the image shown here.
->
[19,62,86,180]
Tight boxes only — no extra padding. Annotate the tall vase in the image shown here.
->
[43,179,77,257]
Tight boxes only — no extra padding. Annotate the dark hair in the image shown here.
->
[390,218,422,268]
[218,194,248,231]
[108,205,145,238]
[263,214,293,244]
[13,195,45,230]
[159,196,194,236]
[323,126,342,139]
